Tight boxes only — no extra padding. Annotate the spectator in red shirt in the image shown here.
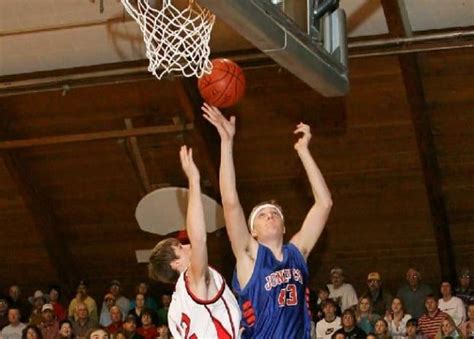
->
[47,287,66,322]
[137,310,157,339]
[105,306,122,335]
[418,295,447,339]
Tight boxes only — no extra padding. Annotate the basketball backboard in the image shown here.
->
[198,0,349,97]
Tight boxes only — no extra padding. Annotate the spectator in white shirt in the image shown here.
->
[327,267,358,312]
[1,308,26,339]
[316,299,342,339]
[438,280,466,327]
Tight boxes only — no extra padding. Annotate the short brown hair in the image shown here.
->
[148,238,180,284]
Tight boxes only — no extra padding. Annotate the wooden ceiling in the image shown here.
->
[0,2,473,301]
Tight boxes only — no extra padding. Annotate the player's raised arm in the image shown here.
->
[202,103,256,259]
[290,123,333,260]
[179,146,208,288]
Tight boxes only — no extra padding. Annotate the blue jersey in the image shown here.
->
[232,243,311,339]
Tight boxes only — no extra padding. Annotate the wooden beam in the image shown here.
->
[2,28,474,97]
[381,0,457,281]
[0,123,194,150]
[124,118,152,194]
[0,151,78,291]
[175,78,220,199]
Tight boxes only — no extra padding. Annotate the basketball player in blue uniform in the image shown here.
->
[203,103,333,339]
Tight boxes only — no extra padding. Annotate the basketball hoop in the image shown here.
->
[121,0,215,79]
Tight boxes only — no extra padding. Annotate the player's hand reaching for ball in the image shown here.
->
[202,103,236,143]
[294,122,312,153]
[179,145,200,182]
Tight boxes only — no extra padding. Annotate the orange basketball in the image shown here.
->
[198,58,246,108]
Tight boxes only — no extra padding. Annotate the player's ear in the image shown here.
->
[250,226,258,238]
[283,226,286,234]
[170,259,180,271]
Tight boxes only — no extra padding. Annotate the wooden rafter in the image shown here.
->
[381,0,456,281]
[175,78,220,199]
[0,123,193,150]
[0,151,78,291]
[124,118,152,195]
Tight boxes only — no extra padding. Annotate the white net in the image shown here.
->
[121,0,215,79]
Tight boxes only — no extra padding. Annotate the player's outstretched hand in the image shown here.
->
[202,102,235,143]
[179,145,200,181]
[294,122,312,152]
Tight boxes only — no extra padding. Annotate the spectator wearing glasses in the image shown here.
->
[362,272,393,316]
[397,268,433,319]
[455,270,474,310]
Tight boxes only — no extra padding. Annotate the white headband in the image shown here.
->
[248,204,284,231]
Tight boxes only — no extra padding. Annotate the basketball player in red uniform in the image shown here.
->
[148,146,241,339]
[203,103,333,338]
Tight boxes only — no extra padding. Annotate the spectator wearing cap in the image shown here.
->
[68,281,98,322]
[39,304,59,339]
[47,287,66,322]
[120,315,143,339]
[5,286,29,323]
[99,293,115,327]
[397,268,433,319]
[0,299,9,330]
[100,281,129,323]
[28,291,48,327]
[438,281,466,327]
[418,294,447,339]
[327,267,358,312]
[105,306,122,335]
[129,283,157,312]
[1,307,26,339]
[455,270,474,309]
[71,303,99,339]
[362,272,393,316]
[315,299,341,339]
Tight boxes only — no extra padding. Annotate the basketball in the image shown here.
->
[198,58,246,108]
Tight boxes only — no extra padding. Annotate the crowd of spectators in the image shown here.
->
[312,267,473,339]
[0,267,472,339]
[0,281,170,339]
